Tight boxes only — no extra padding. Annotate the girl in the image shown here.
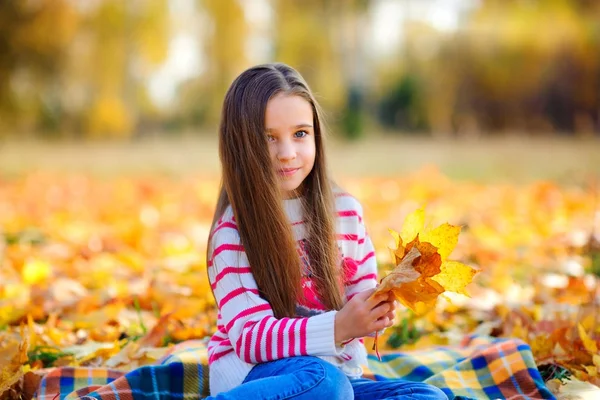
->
[206,63,447,399]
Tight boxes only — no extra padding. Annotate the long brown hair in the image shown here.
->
[208,63,344,318]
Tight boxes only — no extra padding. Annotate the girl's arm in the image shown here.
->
[341,201,378,301]
[338,197,392,340]
[209,225,343,364]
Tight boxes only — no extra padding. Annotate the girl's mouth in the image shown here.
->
[278,168,299,177]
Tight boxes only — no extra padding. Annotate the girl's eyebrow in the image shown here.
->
[266,123,313,132]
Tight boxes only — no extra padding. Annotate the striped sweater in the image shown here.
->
[207,194,378,395]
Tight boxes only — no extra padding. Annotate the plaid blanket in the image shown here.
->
[365,335,556,400]
[35,336,556,400]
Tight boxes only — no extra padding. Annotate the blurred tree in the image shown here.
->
[0,0,78,136]
[3,0,600,139]
[78,0,169,138]
[0,0,169,138]
[402,21,459,137]
[273,0,345,130]
[378,72,428,133]
[453,0,600,135]
[392,0,600,136]
[337,0,371,140]
[197,0,249,126]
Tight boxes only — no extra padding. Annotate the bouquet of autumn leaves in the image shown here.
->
[370,209,479,359]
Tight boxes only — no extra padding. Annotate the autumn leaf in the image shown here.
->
[374,209,478,313]
[420,223,462,262]
[388,229,406,266]
[105,313,173,369]
[578,324,598,354]
[432,261,479,296]
[0,327,29,399]
[369,209,478,360]
[375,246,422,295]
[399,208,425,245]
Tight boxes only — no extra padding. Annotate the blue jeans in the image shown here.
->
[209,356,447,399]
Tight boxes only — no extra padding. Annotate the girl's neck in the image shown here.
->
[282,196,303,224]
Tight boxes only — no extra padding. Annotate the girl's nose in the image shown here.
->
[277,140,296,161]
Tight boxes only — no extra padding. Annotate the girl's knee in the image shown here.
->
[297,357,353,399]
[410,383,448,399]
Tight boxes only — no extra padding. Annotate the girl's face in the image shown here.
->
[265,93,316,199]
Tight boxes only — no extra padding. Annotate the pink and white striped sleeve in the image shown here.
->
[208,221,343,364]
[343,202,378,301]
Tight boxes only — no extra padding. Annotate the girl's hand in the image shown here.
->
[334,289,396,343]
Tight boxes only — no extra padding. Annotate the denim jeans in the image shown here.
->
[208,356,447,399]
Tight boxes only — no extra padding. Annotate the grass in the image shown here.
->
[1,135,599,183]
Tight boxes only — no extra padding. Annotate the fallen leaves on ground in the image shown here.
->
[0,168,599,398]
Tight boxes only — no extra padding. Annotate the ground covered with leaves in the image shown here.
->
[1,167,599,398]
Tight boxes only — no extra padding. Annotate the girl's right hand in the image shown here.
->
[334,288,395,343]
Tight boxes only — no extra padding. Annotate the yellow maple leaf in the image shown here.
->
[432,261,478,296]
[578,324,598,354]
[419,223,461,262]
[370,209,477,360]
[529,335,554,359]
[399,208,425,245]
[374,209,477,313]
[388,229,405,266]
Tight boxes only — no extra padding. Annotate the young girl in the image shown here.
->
[205,63,447,399]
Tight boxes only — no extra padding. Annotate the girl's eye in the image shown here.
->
[266,135,276,142]
[294,130,308,138]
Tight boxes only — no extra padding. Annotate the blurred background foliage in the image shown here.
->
[1,0,600,140]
